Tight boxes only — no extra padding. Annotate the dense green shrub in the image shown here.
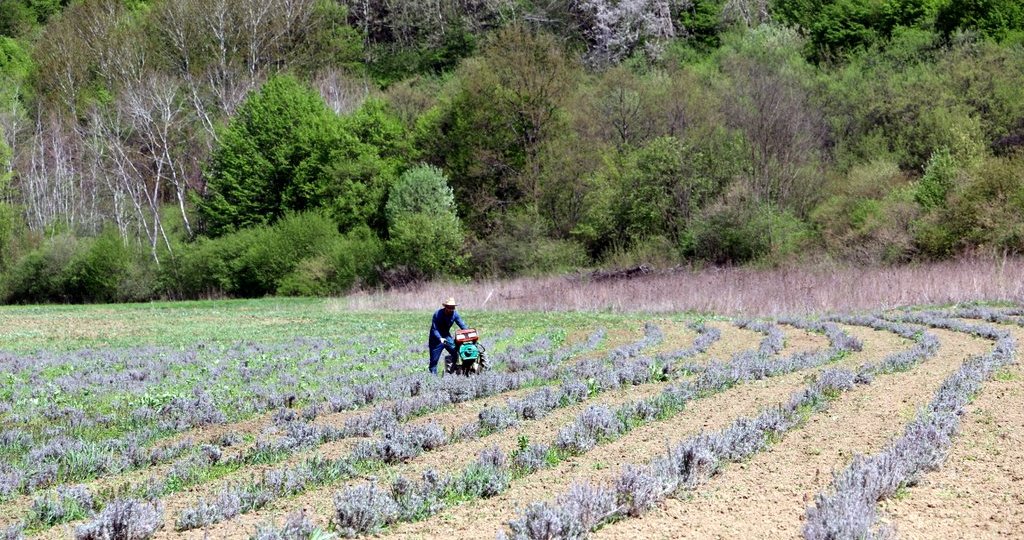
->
[62,229,133,303]
[383,165,464,279]
[687,202,812,265]
[166,213,384,298]
[165,229,259,298]
[0,0,66,37]
[935,0,1024,42]
[2,230,139,303]
[329,225,385,290]
[574,133,740,259]
[810,160,919,263]
[2,235,77,303]
[914,148,960,209]
[233,212,339,296]
[197,75,343,236]
[277,256,336,297]
[914,153,1024,258]
[470,211,589,276]
[198,78,404,238]
[173,213,340,297]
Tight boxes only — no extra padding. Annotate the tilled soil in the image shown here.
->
[878,323,1024,539]
[589,327,992,539]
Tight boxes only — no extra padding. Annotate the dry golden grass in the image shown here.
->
[337,257,1024,315]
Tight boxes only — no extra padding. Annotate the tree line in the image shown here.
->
[0,0,1022,302]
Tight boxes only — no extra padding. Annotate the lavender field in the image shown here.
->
[0,299,1021,539]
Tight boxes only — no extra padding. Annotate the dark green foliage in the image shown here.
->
[2,234,79,303]
[773,0,940,60]
[0,0,67,37]
[199,77,408,238]
[167,212,371,298]
[367,24,478,85]
[61,229,134,303]
[914,148,959,209]
[385,165,464,279]
[677,0,726,49]
[574,133,741,260]
[0,36,31,99]
[3,1,1024,304]
[2,230,137,304]
[330,225,385,290]
[687,203,812,264]
[198,75,343,236]
[469,210,589,277]
[913,152,1024,258]
[935,0,1024,42]
[232,212,339,296]
[327,98,409,233]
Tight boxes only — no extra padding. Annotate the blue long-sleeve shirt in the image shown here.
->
[429,309,467,345]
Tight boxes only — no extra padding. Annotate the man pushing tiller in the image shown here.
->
[427,297,487,375]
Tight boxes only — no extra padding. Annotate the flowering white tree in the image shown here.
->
[721,0,770,27]
[573,0,688,65]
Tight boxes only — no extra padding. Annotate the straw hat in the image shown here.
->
[442,297,458,307]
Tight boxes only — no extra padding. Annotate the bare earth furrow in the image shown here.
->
[589,326,990,539]
[148,321,769,539]
[372,327,851,539]
[877,321,1024,539]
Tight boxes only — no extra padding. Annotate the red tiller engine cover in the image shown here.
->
[455,328,479,344]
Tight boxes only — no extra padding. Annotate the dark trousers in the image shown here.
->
[428,339,457,374]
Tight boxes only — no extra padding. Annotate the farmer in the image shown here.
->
[428,297,468,374]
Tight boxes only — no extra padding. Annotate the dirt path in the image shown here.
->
[147,321,769,539]
[374,325,860,539]
[877,323,1024,539]
[589,327,992,540]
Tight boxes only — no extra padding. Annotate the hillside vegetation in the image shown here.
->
[0,0,1023,302]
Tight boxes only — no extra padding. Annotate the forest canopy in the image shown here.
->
[1,0,1023,302]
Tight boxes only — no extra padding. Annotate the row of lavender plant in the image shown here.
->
[0,329,536,501]
[803,313,1017,539]
[0,318,725,520]
[0,333,418,432]
[2,337,543,535]
[2,327,607,534]
[936,305,1024,328]
[166,324,676,531]
[500,317,941,539]
[0,334,433,495]
[254,328,614,457]
[463,322,728,441]
[264,319,853,538]
[0,497,164,540]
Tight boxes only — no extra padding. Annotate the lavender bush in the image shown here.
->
[332,483,399,537]
[251,510,319,540]
[74,499,163,540]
